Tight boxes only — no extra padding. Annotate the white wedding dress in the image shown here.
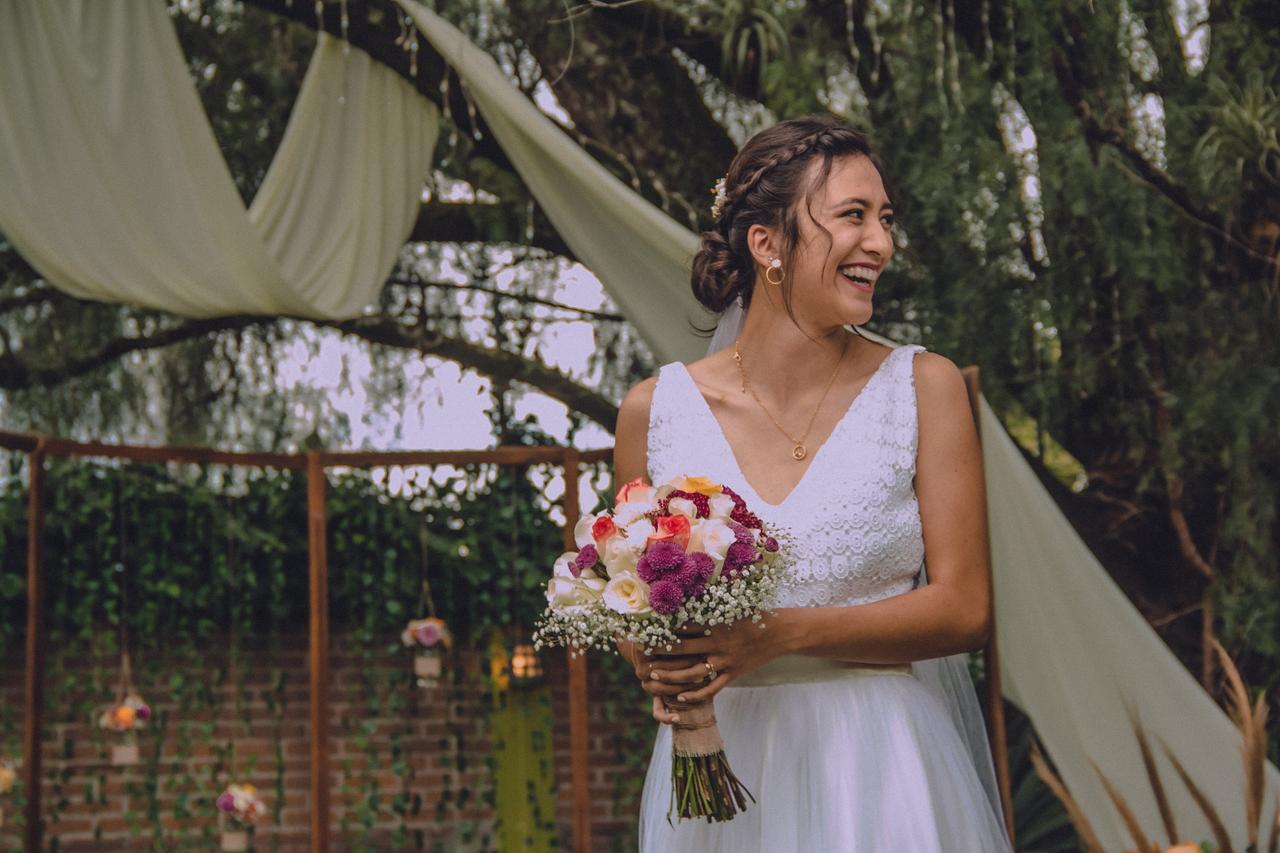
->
[637,342,1014,852]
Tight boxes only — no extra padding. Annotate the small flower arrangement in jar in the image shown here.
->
[215,782,264,851]
[97,691,151,766]
[401,616,453,688]
[0,757,16,829]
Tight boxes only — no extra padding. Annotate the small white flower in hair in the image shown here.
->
[709,176,728,219]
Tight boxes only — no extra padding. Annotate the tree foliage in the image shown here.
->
[0,0,1276,747]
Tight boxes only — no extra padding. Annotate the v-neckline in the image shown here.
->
[675,344,903,510]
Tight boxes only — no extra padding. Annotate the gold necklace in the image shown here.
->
[732,334,852,461]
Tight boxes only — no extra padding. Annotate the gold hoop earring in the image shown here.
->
[765,258,784,286]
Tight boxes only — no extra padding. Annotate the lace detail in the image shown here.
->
[648,343,929,608]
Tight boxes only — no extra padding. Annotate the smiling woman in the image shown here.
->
[612,114,1012,852]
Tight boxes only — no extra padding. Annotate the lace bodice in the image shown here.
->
[647,343,928,608]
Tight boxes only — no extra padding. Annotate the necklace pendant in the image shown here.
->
[792,444,807,461]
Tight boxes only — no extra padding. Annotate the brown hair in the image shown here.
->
[690,114,898,330]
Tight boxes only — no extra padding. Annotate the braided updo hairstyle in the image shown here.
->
[691,114,897,324]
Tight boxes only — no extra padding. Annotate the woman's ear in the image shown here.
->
[746,223,781,269]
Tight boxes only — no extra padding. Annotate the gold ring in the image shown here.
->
[704,659,717,680]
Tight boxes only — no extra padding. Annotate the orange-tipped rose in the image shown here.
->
[113,706,136,728]
[614,477,650,506]
[646,514,691,551]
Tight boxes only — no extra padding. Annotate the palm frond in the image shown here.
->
[1030,740,1107,853]
[1090,757,1154,853]
[1127,704,1179,844]
[1160,738,1235,853]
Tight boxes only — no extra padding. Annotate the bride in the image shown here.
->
[610,114,1014,851]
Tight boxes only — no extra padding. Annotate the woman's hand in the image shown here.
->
[650,614,790,706]
[617,637,705,725]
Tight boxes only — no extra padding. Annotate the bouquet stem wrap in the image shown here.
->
[667,698,755,823]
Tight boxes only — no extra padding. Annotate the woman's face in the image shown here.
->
[767,153,895,330]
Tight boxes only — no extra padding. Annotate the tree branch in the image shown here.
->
[0,315,269,391]
[409,200,575,258]
[1046,31,1226,238]
[387,276,627,324]
[325,315,619,430]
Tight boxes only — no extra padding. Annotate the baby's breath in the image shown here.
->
[532,550,786,657]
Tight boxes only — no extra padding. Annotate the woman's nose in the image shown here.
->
[862,222,892,257]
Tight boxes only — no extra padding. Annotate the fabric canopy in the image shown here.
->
[0,2,1274,848]
[0,0,437,318]
[400,1,715,365]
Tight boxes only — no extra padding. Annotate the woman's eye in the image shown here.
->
[843,209,864,220]
[882,216,895,227]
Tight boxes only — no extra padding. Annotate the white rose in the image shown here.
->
[707,492,736,520]
[546,575,606,610]
[689,519,738,580]
[574,514,598,549]
[600,535,641,578]
[553,551,579,578]
[613,500,651,529]
[602,570,652,615]
[666,496,698,521]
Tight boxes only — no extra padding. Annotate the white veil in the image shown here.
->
[704,293,1009,837]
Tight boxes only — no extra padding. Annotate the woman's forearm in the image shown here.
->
[771,583,990,665]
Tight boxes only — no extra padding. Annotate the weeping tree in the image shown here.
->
[1,0,1277,750]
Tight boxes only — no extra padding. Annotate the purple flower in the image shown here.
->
[571,544,599,577]
[216,792,236,813]
[724,541,757,572]
[636,540,684,583]
[762,535,779,553]
[729,521,755,547]
[136,705,151,720]
[648,579,684,615]
[675,552,714,597]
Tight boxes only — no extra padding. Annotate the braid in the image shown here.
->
[690,114,892,318]
[717,128,841,227]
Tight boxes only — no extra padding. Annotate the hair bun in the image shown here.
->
[690,229,746,314]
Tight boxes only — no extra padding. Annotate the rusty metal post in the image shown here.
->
[306,452,330,852]
[23,441,47,851]
[562,448,591,853]
[962,368,1015,845]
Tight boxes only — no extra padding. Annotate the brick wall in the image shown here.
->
[0,635,653,852]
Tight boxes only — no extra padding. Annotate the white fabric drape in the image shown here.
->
[0,0,437,319]
[980,393,1280,848]
[402,1,715,365]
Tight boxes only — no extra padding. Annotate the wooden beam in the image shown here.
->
[0,430,614,469]
[23,443,47,851]
[561,447,592,853]
[306,452,331,851]
[961,366,1015,846]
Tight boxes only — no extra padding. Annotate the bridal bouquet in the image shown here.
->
[533,474,785,823]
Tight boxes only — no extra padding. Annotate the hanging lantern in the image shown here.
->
[0,758,15,829]
[402,616,453,688]
[216,782,263,851]
[98,684,150,767]
[508,640,543,689]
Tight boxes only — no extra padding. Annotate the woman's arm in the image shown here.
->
[611,376,704,722]
[654,352,993,701]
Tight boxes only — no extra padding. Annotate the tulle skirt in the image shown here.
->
[637,655,1013,852]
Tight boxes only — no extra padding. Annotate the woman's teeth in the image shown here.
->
[839,266,877,291]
